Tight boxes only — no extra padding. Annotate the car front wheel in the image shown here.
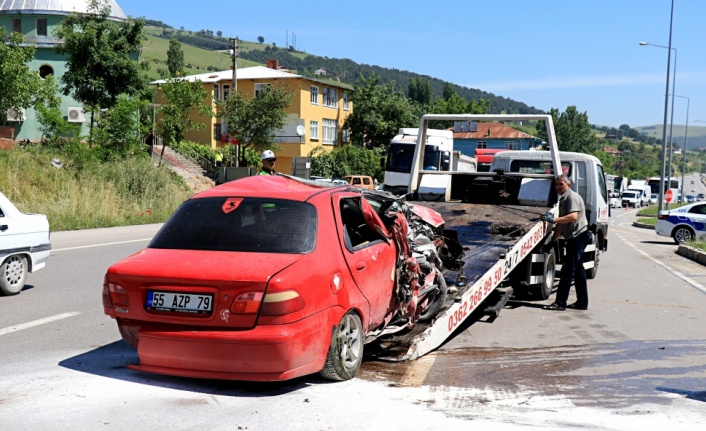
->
[672,226,694,244]
[320,311,364,381]
[1,255,28,296]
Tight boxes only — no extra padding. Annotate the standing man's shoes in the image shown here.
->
[567,303,588,310]
[543,303,566,311]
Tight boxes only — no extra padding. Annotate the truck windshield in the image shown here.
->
[386,143,441,173]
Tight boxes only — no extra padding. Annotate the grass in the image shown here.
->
[140,28,261,81]
[0,146,192,231]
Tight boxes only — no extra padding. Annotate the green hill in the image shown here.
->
[140,25,542,116]
[635,124,706,150]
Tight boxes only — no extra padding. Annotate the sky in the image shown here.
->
[114,0,706,130]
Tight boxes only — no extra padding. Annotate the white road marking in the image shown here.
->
[616,233,706,294]
[0,312,81,336]
[53,238,152,252]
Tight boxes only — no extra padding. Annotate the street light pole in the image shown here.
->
[672,95,689,203]
[639,28,676,212]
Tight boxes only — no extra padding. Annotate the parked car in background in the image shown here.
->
[686,195,696,203]
[655,201,706,243]
[650,194,659,205]
[621,190,642,208]
[697,193,705,201]
[344,175,375,190]
[0,192,51,295]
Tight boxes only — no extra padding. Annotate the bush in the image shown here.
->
[0,145,190,231]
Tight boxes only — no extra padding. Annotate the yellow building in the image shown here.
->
[151,64,353,175]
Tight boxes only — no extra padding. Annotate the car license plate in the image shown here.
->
[145,291,213,315]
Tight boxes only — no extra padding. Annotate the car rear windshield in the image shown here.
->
[149,197,317,254]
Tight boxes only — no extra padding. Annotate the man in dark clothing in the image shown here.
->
[542,174,590,311]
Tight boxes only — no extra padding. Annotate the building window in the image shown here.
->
[310,120,319,140]
[213,84,220,100]
[38,65,54,79]
[342,129,350,143]
[477,141,487,149]
[504,141,519,150]
[213,124,222,140]
[310,86,319,105]
[37,18,47,36]
[13,18,21,33]
[255,83,271,97]
[343,93,349,110]
[323,88,338,108]
[223,84,230,100]
[323,119,337,145]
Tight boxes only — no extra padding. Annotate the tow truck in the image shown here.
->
[374,114,601,361]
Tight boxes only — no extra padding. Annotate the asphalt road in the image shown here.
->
[1,215,705,430]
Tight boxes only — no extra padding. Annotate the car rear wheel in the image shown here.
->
[320,311,364,381]
[672,226,694,244]
[1,255,27,296]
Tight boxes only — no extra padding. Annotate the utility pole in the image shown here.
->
[229,37,239,166]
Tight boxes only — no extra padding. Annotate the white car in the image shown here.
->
[0,192,51,295]
[655,201,706,244]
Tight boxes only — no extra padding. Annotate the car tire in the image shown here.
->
[320,311,364,381]
[418,269,448,322]
[534,249,555,300]
[0,255,27,296]
[672,226,694,244]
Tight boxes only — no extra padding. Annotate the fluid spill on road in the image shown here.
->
[358,339,706,408]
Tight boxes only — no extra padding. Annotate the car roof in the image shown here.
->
[194,175,336,201]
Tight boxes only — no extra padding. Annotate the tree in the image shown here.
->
[258,36,265,44]
[344,75,418,148]
[408,77,432,105]
[167,38,185,78]
[309,144,385,180]
[157,78,212,153]
[0,28,42,121]
[55,0,145,142]
[219,84,294,166]
[536,106,596,154]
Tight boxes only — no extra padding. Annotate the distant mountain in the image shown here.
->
[143,24,544,116]
[636,125,706,150]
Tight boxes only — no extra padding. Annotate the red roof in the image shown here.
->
[453,122,534,139]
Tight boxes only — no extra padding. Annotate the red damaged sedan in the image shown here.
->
[103,175,450,382]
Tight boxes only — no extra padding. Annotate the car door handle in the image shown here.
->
[355,261,366,271]
[0,225,7,232]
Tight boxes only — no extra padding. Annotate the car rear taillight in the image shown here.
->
[260,290,305,316]
[103,278,130,307]
[230,292,264,314]
[658,214,669,220]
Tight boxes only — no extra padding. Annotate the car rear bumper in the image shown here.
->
[123,307,343,381]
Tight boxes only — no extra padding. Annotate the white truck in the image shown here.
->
[627,180,651,207]
[375,114,605,361]
[490,150,609,279]
[383,128,476,196]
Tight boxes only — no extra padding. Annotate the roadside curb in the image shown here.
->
[677,244,706,266]
[632,219,706,267]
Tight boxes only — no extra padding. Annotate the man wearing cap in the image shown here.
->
[259,150,277,175]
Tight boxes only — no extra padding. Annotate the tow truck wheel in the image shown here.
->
[535,250,555,300]
[0,255,27,296]
[586,249,600,279]
[320,311,364,381]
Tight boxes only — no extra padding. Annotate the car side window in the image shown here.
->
[688,205,704,215]
[340,198,383,250]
